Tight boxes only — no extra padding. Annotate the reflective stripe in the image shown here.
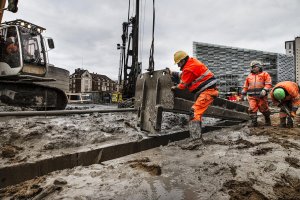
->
[249,82,265,86]
[197,79,218,94]
[190,69,211,86]
[247,88,263,96]
[178,72,182,77]
[249,81,265,83]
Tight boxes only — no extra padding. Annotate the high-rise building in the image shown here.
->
[285,37,300,85]
[193,42,295,94]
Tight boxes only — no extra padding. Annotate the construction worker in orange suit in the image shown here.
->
[270,81,300,128]
[171,51,218,139]
[241,60,272,127]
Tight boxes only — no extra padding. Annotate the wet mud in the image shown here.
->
[1,109,300,199]
[0,106,189,167]
[273,173,300,200]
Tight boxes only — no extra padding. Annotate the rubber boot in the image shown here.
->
[263,111,271,126]
[189,120,202,139]
[295,116,300,127]
[279,117,286,128]
[249,112,258,127]
[287,117,293,128]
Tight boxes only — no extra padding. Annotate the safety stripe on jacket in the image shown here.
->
[196,79,218,94]
[190,69,211,86]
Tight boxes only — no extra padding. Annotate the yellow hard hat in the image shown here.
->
[250,60,262,67]
[174,51,188,64]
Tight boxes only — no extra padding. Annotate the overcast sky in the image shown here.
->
[3,0,300,80]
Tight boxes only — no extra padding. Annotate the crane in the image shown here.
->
[117,0,155,106]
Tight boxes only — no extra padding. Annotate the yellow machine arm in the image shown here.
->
[0,0,6,23]
[0,0,18,23]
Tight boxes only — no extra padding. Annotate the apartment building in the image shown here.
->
[69,68,116,93]
[285,37,300,85]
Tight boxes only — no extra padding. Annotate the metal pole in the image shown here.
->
[0,108,137,117]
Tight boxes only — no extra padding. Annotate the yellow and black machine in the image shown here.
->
[111,92,122,103]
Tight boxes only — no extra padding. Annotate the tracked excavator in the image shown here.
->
[0,0,67,110]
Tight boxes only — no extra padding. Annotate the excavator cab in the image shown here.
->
[0,19,54,79]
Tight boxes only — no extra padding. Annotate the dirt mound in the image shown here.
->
[0,177,45,199]
[1,145,23,158]
[285,157,300,169]
[223,180,268,200]
[127,157,162,176]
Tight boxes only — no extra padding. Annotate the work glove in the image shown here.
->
[171,86,177,91]
[290,107,298,118]
[240,91,246,101]
[294,115,300,127]
[290,111,297,118]
[259,89,267,98]
[164,67,171,74]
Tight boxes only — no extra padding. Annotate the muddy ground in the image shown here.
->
[0,104,193,167]
[1,105,300,199]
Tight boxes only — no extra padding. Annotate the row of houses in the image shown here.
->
[69,68,117,93]
[68,68,118,103]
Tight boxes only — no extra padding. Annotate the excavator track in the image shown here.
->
[0,81,67,110]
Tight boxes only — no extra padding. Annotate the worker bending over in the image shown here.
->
[171,51,218,139]
[242,60,272,127]
[270,81,300,128]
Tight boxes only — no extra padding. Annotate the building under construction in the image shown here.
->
[193,42,295,94]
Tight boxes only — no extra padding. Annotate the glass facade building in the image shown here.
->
[193,42,295,94]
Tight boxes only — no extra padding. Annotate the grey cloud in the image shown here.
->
[3,0,300,79]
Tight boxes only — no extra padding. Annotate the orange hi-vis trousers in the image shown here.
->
[247,96,269,113]
[192,88,219,121]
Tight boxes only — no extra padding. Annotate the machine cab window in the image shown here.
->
[20,26,46,65]
[0,26,21,69]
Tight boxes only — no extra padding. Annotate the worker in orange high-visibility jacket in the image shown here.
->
[241,60,272,127]
[171,51,218,139]
[270,81,300,128]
